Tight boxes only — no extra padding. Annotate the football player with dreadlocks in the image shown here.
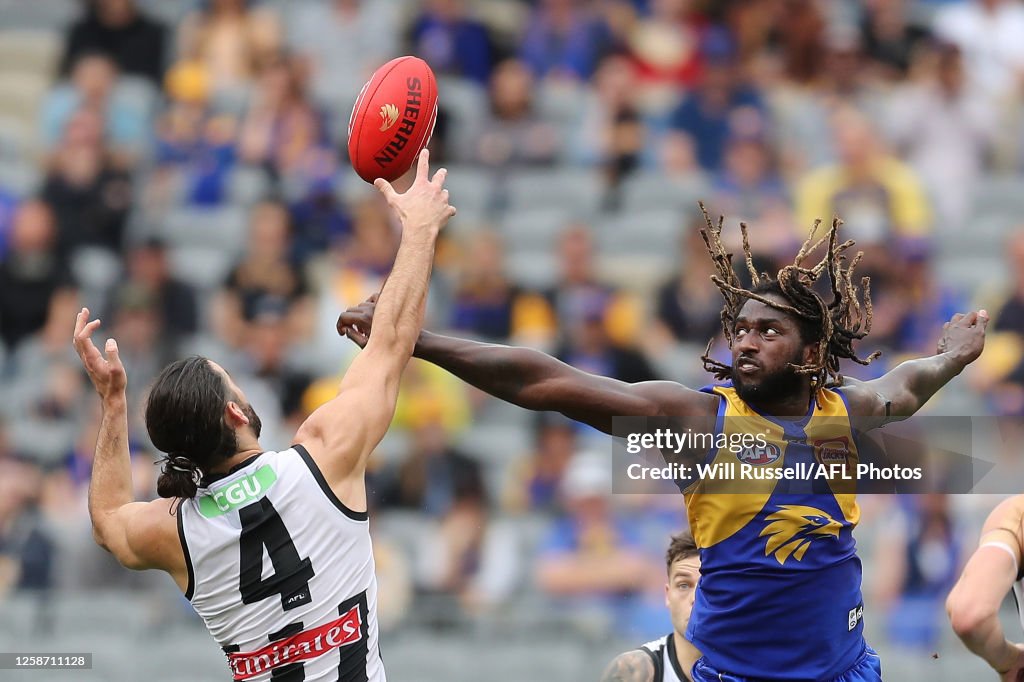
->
[337,206,987,682]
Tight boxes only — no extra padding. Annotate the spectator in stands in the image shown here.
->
[10,361,86,467]
[860,0,931,80]
[448,230,521,341]
[520,0,613,81]
[474,59,561,169]
[994,230,1024,338]
[518,223,640,352]
[557,293,659,384]
[409,0,494,85]
[0,459,55,597]
[59,0,167,86]
[887,40,995,230]
[177,0,282,94]
[503,413,578,514]
[213,200,312,348]
[794,106,931,254]
[288,0,400,106]
[666,28,765,173]
[653,224,730,347]
[103,238,198,353]
[873,494,961,650]
[933,0,1024,102]
[624,0,706,88]
[570,54,644,196]
[42,52,149,164]
[238,55,331,186]
[377,406,484,518]
[236,300,313,435]
[153,64,238,207]
[41,107,133,256]
[0,201,77,357]
[711,127,791,230]
[535,450,657,634]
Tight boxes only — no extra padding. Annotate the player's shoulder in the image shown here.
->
[598,647,657,682]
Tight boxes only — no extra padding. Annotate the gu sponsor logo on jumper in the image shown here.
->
[736,442,781,466]
[374,78,424,168]
[228,606,363,680]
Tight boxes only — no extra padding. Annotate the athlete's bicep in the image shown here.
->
[294,343,406,485]
[598,650,656,682]
[948,496,1024,626]
[549,375,716,433]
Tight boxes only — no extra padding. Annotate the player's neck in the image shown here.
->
[672,630,700,682]
[745,387,814,418]
[208,445,264,474]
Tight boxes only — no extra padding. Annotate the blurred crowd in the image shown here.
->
[1,0,1024,650]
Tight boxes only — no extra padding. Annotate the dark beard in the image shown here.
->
[242,401,263,439]
[731,355,806,410]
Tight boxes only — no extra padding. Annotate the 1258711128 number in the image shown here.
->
[1,654,92,669]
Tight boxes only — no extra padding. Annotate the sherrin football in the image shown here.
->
[347,56,439,184]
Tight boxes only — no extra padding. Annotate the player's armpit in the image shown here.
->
[598,650,656,682]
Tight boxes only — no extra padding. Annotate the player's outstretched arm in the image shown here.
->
[597,650,656,682]
[73,308,184,581]
[338,301,716,434]
[946,495,1024,678]
[295,150,455,495]
[841,310,988,418]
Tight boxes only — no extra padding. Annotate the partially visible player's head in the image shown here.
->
[665,530,700,636]
[146,356,262,499]
[699,204,880,400]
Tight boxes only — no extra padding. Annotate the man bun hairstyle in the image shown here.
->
[146,356,239,500]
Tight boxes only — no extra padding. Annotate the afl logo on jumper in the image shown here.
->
[737,442,782,466]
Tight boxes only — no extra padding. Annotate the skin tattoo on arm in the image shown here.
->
[598,650,656,682]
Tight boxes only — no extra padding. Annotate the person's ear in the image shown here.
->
[225,401,249,427]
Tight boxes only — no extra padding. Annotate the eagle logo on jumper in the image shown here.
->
[759,505,842,564]
[379,103,400,132]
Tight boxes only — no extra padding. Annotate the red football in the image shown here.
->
[347,56,439,184]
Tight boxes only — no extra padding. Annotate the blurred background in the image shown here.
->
[1,0,1024,679]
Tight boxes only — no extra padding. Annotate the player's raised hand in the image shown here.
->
[72,307,126,401]
[937,309,988,367]
[374,149,456,235]
[336,294,380,349]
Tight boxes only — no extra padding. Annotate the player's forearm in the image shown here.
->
[87,395,134,545]
[884,353,966,416]
[950,607,1017,672]
[414,331,569,410]
[370,227,439,356]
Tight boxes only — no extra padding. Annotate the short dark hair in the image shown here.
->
[666,529,699,573]
[146,356,238,499]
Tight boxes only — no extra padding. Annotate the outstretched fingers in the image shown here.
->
[374,177,398,205]
[416,148,430,184]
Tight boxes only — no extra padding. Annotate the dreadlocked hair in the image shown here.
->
[697,202,881,388]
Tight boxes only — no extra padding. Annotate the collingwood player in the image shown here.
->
[947,495,1024,680]
[599,531,702,682]
[71,150,454,681]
